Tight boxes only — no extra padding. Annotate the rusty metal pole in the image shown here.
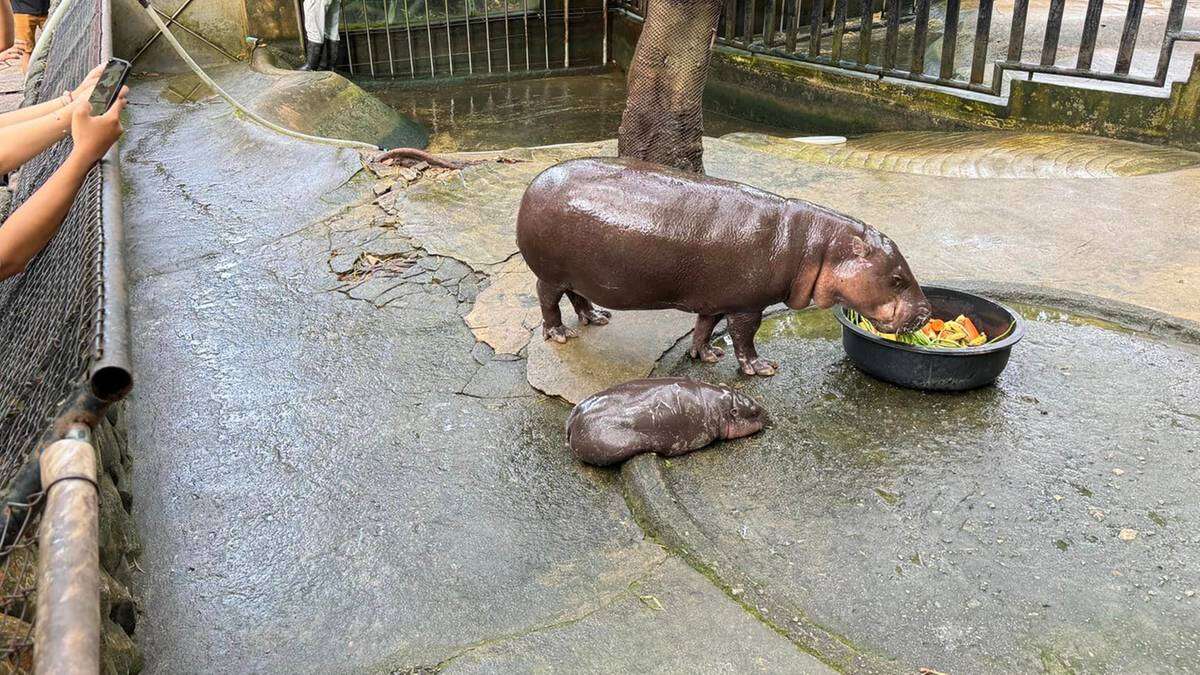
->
[34,427,100,675]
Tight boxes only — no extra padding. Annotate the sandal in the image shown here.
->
[0,41,30,67]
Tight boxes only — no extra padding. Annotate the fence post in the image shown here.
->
[33,429,99,675]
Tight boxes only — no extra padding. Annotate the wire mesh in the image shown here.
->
[0,0,104,487]
[0,0,105,667]
[0,492,43,671]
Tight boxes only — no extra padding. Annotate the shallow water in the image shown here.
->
[363,71,811,152]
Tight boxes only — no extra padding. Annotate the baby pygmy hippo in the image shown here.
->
[566,377,767,467]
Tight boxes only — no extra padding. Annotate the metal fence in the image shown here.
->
[334,0,610,78]
[0,0,129,667]
[615,0,1199,95]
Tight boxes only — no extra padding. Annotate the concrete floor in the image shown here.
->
[121,74,1200,673]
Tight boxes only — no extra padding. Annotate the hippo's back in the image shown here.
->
[516,158,794,313]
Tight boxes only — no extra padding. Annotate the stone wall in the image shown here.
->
[92,404,143,675]
[612,12,1200,151]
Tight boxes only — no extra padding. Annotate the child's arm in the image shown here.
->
[0,88,126,280]
[0,63,103,129]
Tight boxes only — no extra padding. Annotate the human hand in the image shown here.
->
[69,86,127,164]
[69,63,107,104]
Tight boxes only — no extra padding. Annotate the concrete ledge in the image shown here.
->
[620,453,895,674]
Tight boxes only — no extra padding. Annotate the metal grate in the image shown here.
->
[335,0,610,78]
[615,0,1199,96]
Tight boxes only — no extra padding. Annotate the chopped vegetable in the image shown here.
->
[844,309,1011,349]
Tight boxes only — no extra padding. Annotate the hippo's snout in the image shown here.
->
[874,288,932,334]
[901,302,933,333]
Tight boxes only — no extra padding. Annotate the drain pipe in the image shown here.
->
[136,0,383,152]
[33,425,100,675]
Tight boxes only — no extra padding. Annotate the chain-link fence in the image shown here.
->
[0,0,120,668]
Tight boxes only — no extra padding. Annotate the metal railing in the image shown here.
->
[0,0,130,668]
[615,0,1199,96]
[333,0,610,78]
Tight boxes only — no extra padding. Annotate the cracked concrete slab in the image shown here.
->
[381,143,615,271]
[463,257,540,356]
[526,310,697,404]
[443,556,836,674]
[121,79,675,674]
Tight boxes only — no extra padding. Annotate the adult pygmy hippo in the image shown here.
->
[516,157,932,376]
[566,377,767,466]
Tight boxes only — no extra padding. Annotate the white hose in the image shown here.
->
[138,0,382,152]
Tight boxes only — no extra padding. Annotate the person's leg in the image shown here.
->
[0,0,14,55]
[13,12,40,72]
[299,0,325,70]
[321,0,340,70]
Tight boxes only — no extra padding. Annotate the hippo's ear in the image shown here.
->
[851,235,870,258]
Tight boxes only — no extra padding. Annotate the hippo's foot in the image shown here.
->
[687,344,725,363]
[543,325,579,344]
[738,356,779,377]
[576,308,611,326]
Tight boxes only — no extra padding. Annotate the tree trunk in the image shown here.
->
[617,0,724,174]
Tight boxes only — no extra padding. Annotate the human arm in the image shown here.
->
[0,63,104,129]
[1,0,13,53]
[0,88,125,280]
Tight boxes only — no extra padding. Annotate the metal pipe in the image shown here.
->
[940,0,959,79]
[483,0,493,72]
[543,0,550,68]
[465,0,474,73]
[426,0,436,75]
[602,0,608,63]
[1114,0,1145,75]
[403,0,416,77]
[444,0,454,75]
[504,0,512,71]
[1152,0,1189,81]
[523,0,531,69]
[361,0,377,76]
[128,0,198,65]
[384,0,397,76]
[33,428,100,675]
[563,0,569,67]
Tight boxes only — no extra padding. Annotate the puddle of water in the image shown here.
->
[362,71,814,152]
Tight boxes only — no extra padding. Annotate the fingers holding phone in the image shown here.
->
[70,85,127,164]
[70,63,108,103]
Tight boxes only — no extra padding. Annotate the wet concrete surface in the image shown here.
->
[120,65,1200,672]
[364,70,811,152]
[646,303,1200,672]
[121,78,834,673]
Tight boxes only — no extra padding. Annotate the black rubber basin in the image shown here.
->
[835,286,1025,391]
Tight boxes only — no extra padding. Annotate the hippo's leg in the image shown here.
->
[726,311,779,377]
[536,279,578,343]
[687,314,726,363]
[566,291,611,326]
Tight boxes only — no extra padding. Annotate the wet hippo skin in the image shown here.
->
[516,157,932,376]
[566,377,767,466]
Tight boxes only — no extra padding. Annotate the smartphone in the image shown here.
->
[88,58,132,116]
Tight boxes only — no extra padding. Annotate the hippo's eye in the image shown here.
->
[892,273,905,288]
